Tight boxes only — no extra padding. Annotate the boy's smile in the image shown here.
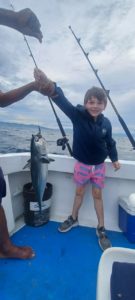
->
[85,96,106,119]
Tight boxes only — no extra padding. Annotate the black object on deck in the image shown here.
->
[23,182,53,227]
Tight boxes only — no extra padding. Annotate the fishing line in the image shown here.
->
[69,25,135,149]
[9,2,72,156]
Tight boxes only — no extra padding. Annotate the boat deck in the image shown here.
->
[1,221,135,300]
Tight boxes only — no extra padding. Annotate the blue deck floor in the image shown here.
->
[0,221,135,300]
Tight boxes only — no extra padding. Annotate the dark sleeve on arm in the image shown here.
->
[51,85,76,121]
[105,120,118,162]
[0,9,16,27]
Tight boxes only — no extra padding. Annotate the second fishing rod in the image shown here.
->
[69,26,135,149]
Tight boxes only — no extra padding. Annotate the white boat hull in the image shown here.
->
[0,153,135,234]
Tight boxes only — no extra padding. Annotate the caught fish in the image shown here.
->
[24,127,54,211]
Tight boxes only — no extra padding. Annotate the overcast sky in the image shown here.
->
[0,0,135,134]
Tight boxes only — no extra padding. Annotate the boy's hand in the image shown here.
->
[34,68,55,96]
[16,8,43,42]
[34,68,48,83]
[112,161,121,171]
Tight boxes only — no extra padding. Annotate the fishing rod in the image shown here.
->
[48,97,72,154]
[9,3,72,156]
[69,25,135,149]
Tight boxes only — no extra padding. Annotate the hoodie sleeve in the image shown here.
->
[51,85,76,122]
[105,119,118,162]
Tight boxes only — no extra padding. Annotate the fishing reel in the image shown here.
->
[57,137,69,151]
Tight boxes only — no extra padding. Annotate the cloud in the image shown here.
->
[0,0,135,134]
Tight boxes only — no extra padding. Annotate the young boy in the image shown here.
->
[34,69,120,251]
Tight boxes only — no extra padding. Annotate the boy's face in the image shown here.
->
[84,96,106,119]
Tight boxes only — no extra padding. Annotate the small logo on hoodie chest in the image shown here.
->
[102,128,107,136]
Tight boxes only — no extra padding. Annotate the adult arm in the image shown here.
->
[0,8,43,42]
[0,81,40,107]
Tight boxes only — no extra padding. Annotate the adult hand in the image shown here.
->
[34,68,55,96]
[16,8,43,42]
[34,68,48,83]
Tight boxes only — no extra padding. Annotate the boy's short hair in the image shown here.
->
[84,86,107,106]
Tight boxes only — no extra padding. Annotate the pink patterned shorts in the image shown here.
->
[74,161,105,189]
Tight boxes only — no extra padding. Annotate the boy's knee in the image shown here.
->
[92,187,102,200]
[76,186,85,197]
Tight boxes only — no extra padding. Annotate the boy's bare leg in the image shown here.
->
[58,185,86,232]
[92,186,104,227]
[92,186,111,250]
[0,205,35,259]
[72,185,86,220]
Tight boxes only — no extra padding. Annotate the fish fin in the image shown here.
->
[48,158,55,162]
[23,159,31,169]
[40,157,50,164]
[40,157,55,163]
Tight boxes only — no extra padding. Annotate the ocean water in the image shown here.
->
[0,121,135,161]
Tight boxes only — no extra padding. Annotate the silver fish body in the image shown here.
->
[30,129,53,212]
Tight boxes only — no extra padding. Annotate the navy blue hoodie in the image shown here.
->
[52,86,118,165]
